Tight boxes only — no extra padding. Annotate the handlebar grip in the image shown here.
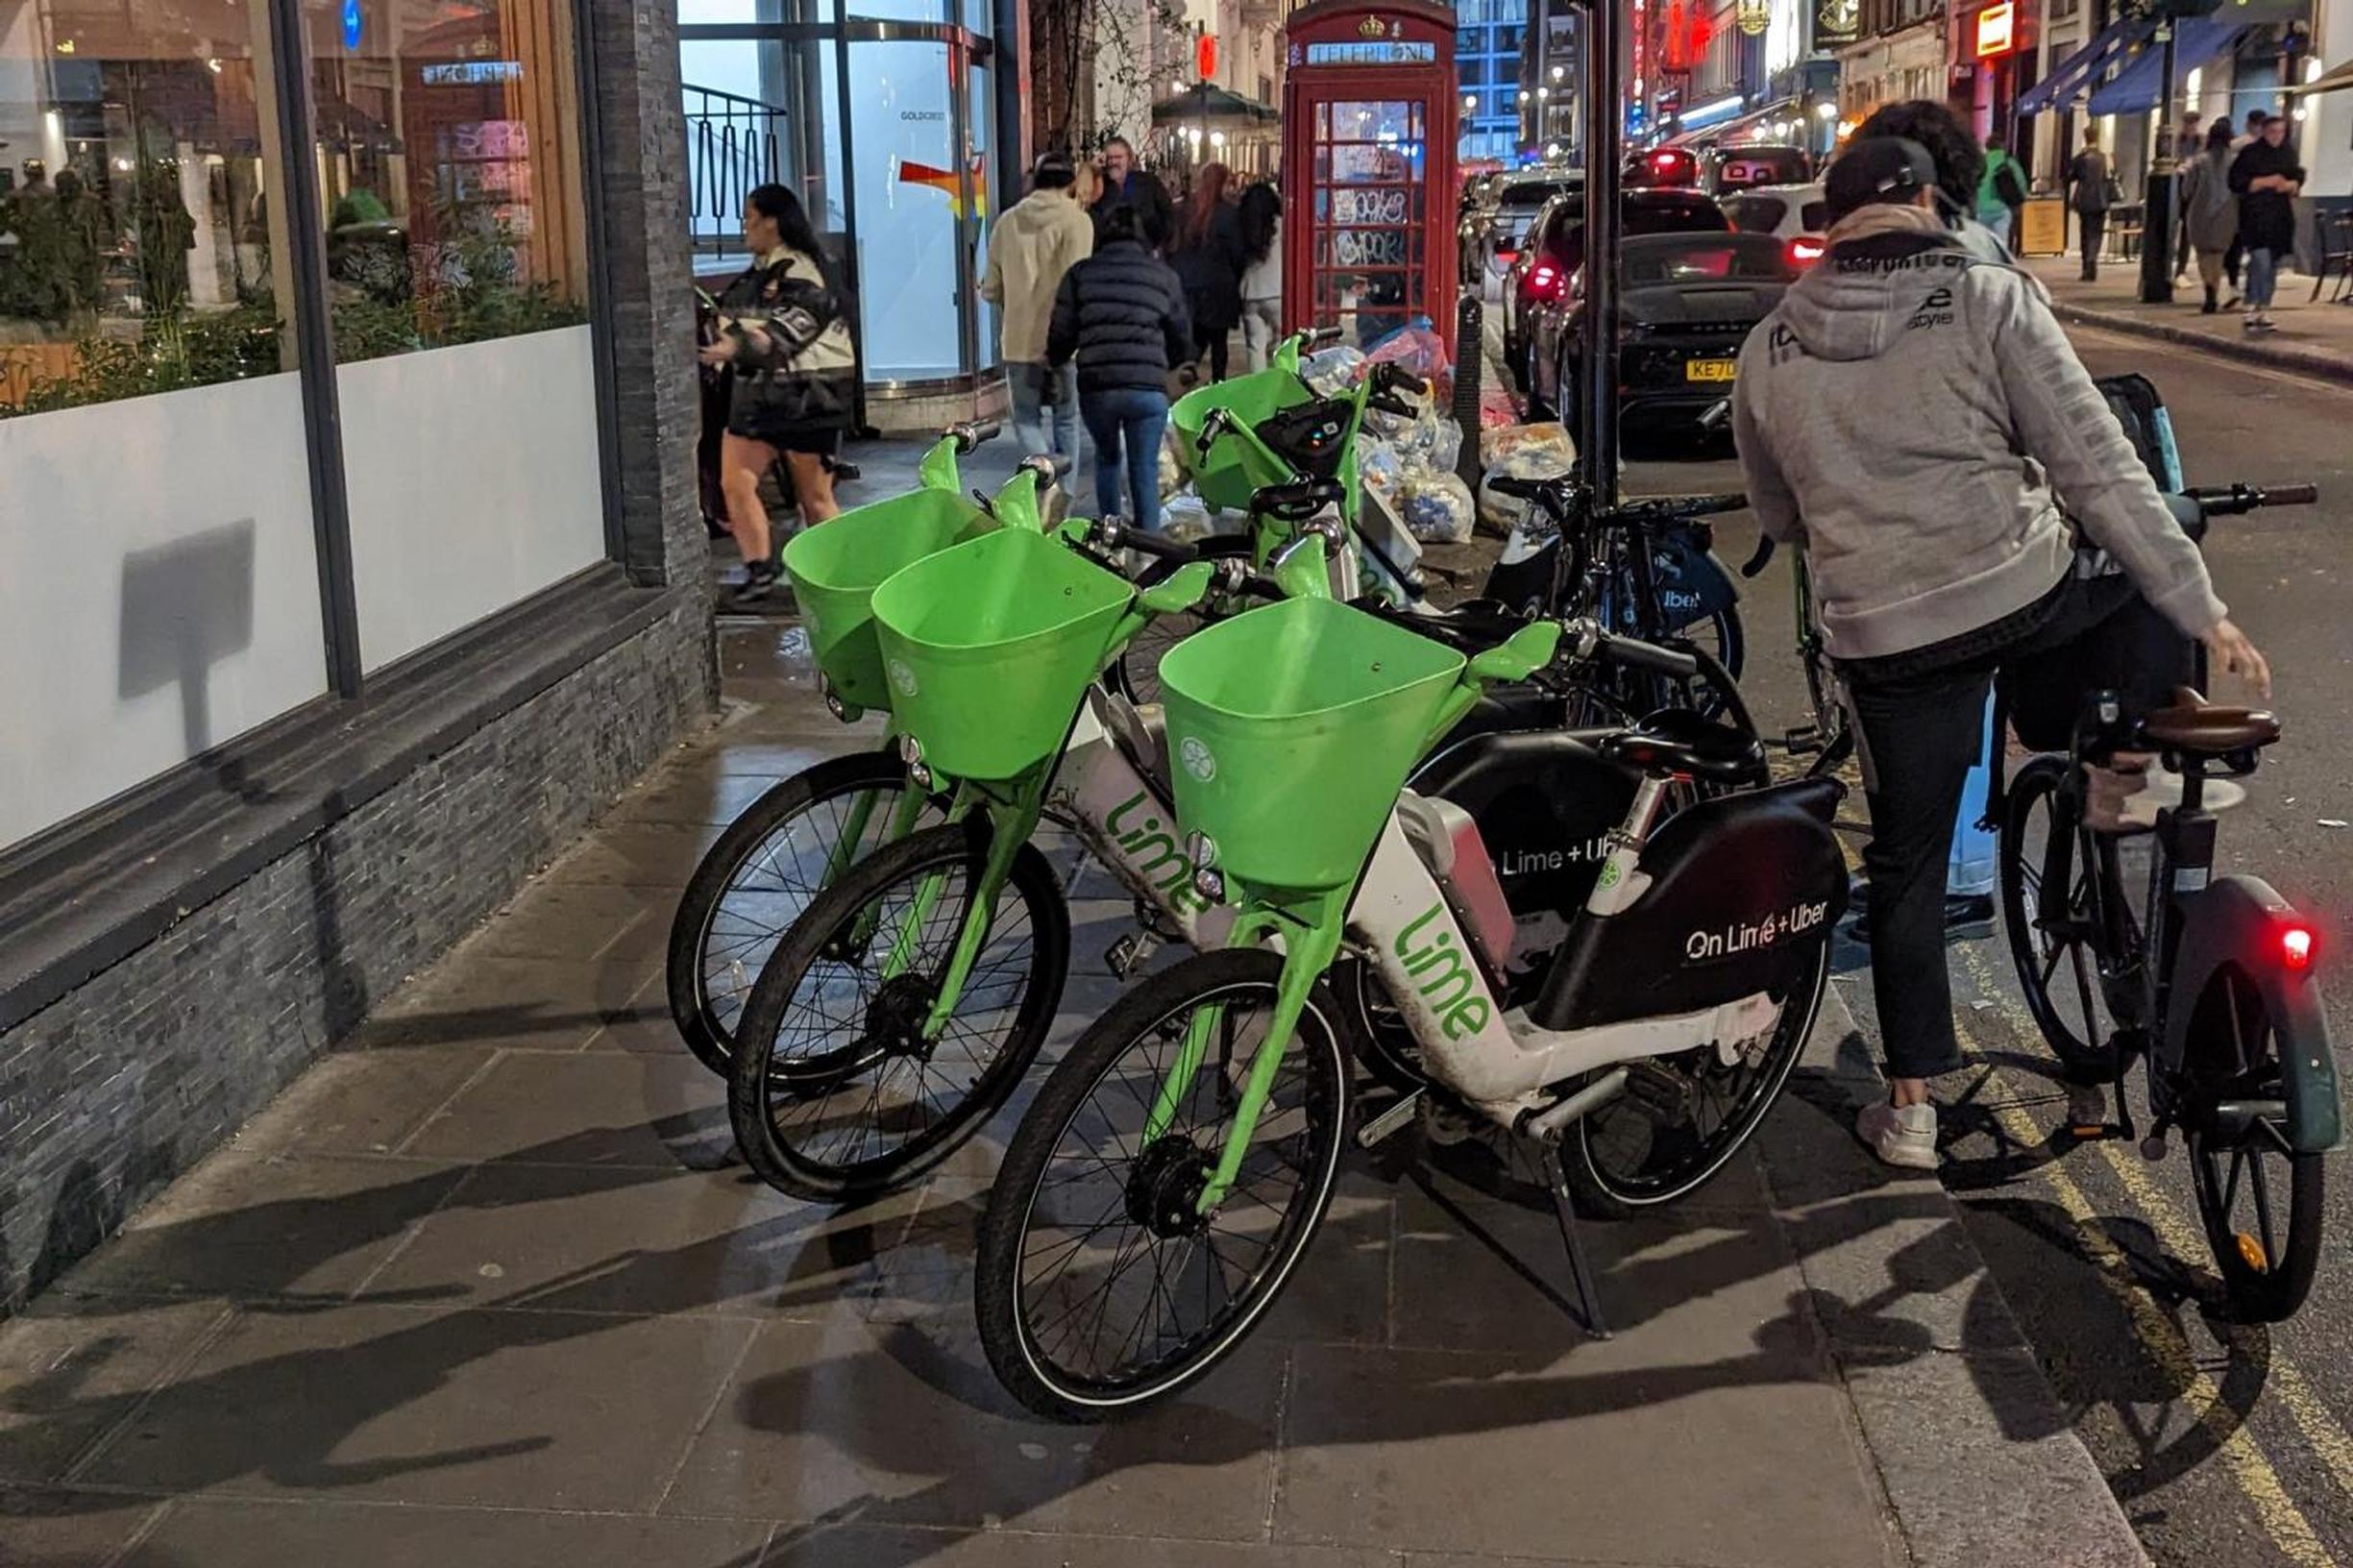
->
[1371,361,1427,395]
[1488,473,1551,502]
[1681,492,1750,517]
[2266,483,2319,506]
[1368,394,1418,419]
[1307,326,1344,348]
[1597,630,1700,680]
[1738,536,1776,578]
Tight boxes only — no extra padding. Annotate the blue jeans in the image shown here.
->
[1009,360,1080,463]
[1079,386,1168,526]
[2244,245,2280,310]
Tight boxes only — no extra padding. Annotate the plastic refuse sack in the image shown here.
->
[1400,470,1476,544]
[1476,439,1577,535]
[1358,440,1407,502]
[1362,316,1452,383]
[1481,420,1576,471]
[1160,494,1218,546]
[1159,425,1187,502]
[1426,414,1463,478]
[1301,345,1366,396]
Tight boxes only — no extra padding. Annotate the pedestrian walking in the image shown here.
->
[1975,132,2028,253]
[1048,202,1192,527]
[2067,128,2113,280]
[981,150,1095,463]
[698,184,860,604]
[2176,119,2239,314]
[2223,107,2268,299]
[2229,112,2303,332]
[1730,135,2268,1171]
[1238,181,1285,373]
[1091,135,1176,254]
[2178,112,2204,162]
[1169,162,1246,382]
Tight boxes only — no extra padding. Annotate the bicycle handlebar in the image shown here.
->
[1584,625,1701,680]
[2186,481,2317,515]
[947,420,1001,453]
[1738,536,1776,577]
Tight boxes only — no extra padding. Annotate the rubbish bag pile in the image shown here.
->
[1153,327,1477,547]
[1477,421,1578,537]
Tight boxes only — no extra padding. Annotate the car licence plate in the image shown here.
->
[1684,357,1736,383]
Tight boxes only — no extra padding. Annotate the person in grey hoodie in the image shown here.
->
[1732,136,2270,1171]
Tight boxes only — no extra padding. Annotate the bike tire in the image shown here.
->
[975,948,1353,1420]
[666,749,940,1076]
[2182,965,2326,1323]
[1108,535,1256,710]
[1565,941,1827,1218]
[1997,757,2116,1079]
[726,821,1070,1203]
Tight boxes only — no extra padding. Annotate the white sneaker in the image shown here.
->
[1856,1098,1940,1170]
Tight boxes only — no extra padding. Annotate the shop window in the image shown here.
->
[309,0,608,670]
[0,0,329,848]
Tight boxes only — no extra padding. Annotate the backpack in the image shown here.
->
[1993,160,2026,208]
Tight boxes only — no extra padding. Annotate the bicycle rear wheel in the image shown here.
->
[666,750,943,1076]
[975,948,1352,1420]
[726,821,1069,1202]
[1998,757,2118,1080]
[2182,967,2326,1323]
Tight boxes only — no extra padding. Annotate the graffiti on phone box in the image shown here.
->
[1683,899,1830,962]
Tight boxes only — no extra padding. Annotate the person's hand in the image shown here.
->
[2202,619,2273,701]
[697,338,735,368]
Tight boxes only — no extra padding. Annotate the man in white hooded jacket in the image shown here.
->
[1731,135,2270,1170]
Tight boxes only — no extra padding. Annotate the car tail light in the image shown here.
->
[1653,153,1678,169]
[2282,923,2316,971]
[1528,260,1566,300]
[1789,235,1826,267]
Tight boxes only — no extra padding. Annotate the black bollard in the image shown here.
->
[1453,292,1484,490]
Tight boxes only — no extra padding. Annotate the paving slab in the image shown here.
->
[397,1047,735,1170]
[117,1497,774,1568]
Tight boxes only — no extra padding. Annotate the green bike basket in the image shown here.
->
[781,489,993,710]
[1158,598,1464,892]
[1168,364,1314,514]
[869,528,1136,782]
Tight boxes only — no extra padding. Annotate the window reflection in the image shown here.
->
[307,0,590,362]
[0,0,296,412]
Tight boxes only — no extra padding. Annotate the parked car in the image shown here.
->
[1719,181,1830,270]
[1707,144,1814,195]
[1472,169,1581,307]
[1524,230,1796,431]
[1626,143,1814,197]
[1507,186,1728,398]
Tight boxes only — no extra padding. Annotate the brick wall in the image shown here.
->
[0,0,713,1311]
[0,602,709,1308]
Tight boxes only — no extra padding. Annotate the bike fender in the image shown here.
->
[1644,534,1742,631]
[2164,874,2341,1154]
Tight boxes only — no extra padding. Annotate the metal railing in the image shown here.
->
[686,82,788,257]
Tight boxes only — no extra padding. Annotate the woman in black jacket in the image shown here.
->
[698,184,859,602]
[1048,203,1192,527]
[2227,114,2303,333]
[1168,162,1246,381]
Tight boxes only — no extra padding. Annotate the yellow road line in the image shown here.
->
[1940,1009,2338,1567]
[1956,944,2353,1519]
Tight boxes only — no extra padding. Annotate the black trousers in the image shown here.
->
[1193,323,1230,383]
[2078,209,2106,279]
[1843,576,2193,1080]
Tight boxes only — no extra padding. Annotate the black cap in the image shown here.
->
[1823,136,1939,223]
[1032,150,1076,181]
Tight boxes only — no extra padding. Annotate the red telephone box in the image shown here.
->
[1282,0,1459,356]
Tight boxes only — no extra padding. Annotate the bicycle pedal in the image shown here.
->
[1784,725,1823,755]
[1104,929,1160,981]
[2067,1121,2128,1142]
[1357,1089,1424,1150]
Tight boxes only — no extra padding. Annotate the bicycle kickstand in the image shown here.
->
[1532,1138,1612,1340]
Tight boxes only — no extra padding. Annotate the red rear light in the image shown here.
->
[1789,236,1826,267]
[1654,153,1677,168]
[2283,923,2316,971]
[1528,260,1565,299]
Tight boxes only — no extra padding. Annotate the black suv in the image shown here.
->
[1507,186,1728,400]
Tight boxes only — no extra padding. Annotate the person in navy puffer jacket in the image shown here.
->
[1048,203,1193,527]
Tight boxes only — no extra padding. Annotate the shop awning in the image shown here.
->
[2287,57,2353,95]
[1149,83,1278,126]
[1711,98,1802,146]
[2016,17,2153,116]
[2086,15,2249,115]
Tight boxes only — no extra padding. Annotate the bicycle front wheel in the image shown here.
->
[666,750,944,1076]
[975,949,1353,1420]
[726,821,1069,1202]
[2182,966,2326,1323]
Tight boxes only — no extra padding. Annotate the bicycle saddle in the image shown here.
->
[2139,687,2282,754]
[1600,708,1766,785]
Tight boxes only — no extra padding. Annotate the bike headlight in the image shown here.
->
[898,734,932,790]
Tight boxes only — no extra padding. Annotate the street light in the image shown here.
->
[1816,101,1837,118]
[2137,9,2184,305]
[1551,63,1564,81]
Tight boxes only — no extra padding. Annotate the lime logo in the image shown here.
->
[1179,736,1216,782]
[1394,905,1492,1041]
[887,658,919,698]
